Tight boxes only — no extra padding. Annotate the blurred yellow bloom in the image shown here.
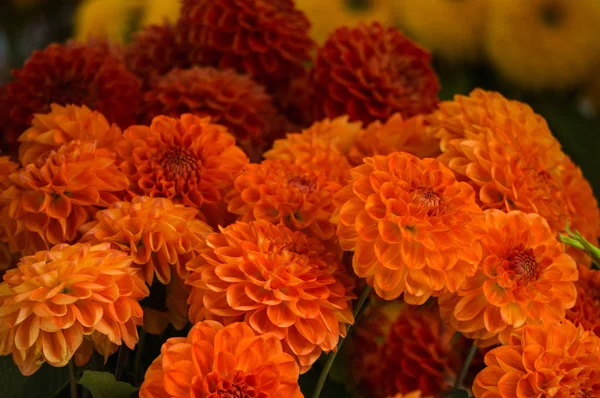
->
[141,0,181,26]
[485,0,600,90]
[295,0,395,44]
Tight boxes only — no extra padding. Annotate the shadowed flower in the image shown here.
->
[0,243,148,375]
[18,103,122,166]
[139,321,302,398]
[310,23,439,125]
[439,210,578,346]
[348,114,441,166]
[80,196,213,334]
[186,221,355,372]
[334,152,485,303]
[116,114,248,226]
[0,141,129,256]
[566,264,600,337]
[473,321,600,397]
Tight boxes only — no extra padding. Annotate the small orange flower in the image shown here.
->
[334,152,485,303]
[140,321,303,398]
[0,243,148,375]
[439,210,578,346]
[348,114,441,166]
[566,264,600,337]
[0,141,128,256]
[226,159,346,242]
[473,321,600,397]
[80,196,213,334]
[17,103,122,166]
[186,221,355,372]
[117,114,248,225]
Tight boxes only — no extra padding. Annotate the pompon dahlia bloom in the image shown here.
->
[226,159,347,242]
[80,196,213,334]
[0,243,148,375]
[18,103,122,166]
[473,321,600,397]
[566,264,600,337]
[334,152,485,303]
[348,114,440,166]
[309,23,440,125]
[179,0,315,88]
[139,321,302,398]
[439,210,578,347]
[0,43,141,148]
[142,67,280,160]
[116,114,248,222]
[0,140,128,256]
[186,221,355,372]
[485,0,600,90]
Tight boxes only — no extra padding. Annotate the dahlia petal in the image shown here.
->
[483,306,506,334]
[483,280,509,307]
[266,305,296,328]
[164,360,196,396]
[454,293,487,321]
[214,351,236,377]
[227,284,262,311]
[286,326,316,356]
[295,318,327,345]
[373,267,406,300]
[42,330,68,366]
[400,240,426,270]
[500,303,528,328]
[497,372,520,397]
[247,308,285,339]
[15,316,40,351]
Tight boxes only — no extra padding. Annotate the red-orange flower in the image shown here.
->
[226,159,347,242]
[186,221,355,372]
[309,23,439,125]
[142,67,280,161]
[0,156,19,275]
[178,0,315,89]
[139,321,302,398]
[439,210,578,346]
[334,152,485,303]
[0,42,141,149]
[80,196,213,334]
[18,103,122,166]
[116,114,248,225]
[0,243,148,375]
[0,140,129,256]
[566,264,600,337]
[473,321,600,397]
[348,114,441,166]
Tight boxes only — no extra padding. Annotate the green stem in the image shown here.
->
[114,345,128,381]
[454,341,478,389]
[134,328,147,385]
[312,285,373,398]
[68,359,78,398]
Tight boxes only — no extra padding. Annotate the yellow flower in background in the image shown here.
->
[140,0,181,26]
[394,0,486,62]
[295,0,395,44]
[485,0,600,90]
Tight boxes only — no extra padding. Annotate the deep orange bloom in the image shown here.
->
[80,196,213,334]
[0,157,19,275]
[439,210,578,346]
[186,221,355,372]
[334,152,485,303]
[0,243,148,375]
[140,321,302,398]
[116,114,248,225]
[226,159,347,242]
[18,103,122,166]
[473,321,600,397]
[0,141,129,256]
[310,23,439,125]
[348,114,441,166]
[142,67,280,161]
[178,0,315,89]
[566,264,600,337]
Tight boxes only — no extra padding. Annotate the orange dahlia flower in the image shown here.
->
[140,321,302,398]
[0,140,129,256]
[116,114,248,224]
[226,159,346,242]
[334,152,485,303]
[566,264,600,336]
[80,196,213,334]
[186,221,355,372]
[18,103,122,166]
[0,243,148,375]
[473,321,600,397]
[348,114,441,166]
[439,210,578,346]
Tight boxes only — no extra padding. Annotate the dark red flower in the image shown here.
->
[309,23,440,125]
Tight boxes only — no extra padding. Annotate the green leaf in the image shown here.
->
[440,388,469,398]
[78,371,138,398]
[0,355,69,398]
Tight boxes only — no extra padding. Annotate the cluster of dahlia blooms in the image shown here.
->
[0,0,599,397]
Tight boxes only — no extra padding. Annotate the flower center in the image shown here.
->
[412,188,442,216]
[288,175,317,193]
[576,391,591,398]
[504,246,539,284]
[161,148,198,178]
[198,371,259,398]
